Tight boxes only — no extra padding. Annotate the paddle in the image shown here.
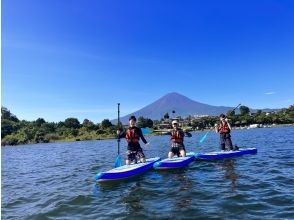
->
[228,103,241,116]
[114,103,123,168]
[199,131,210,144]
[198,103,241,144]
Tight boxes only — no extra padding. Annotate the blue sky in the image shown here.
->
[2,0,294,123]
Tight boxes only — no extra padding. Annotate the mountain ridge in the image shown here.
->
[111,92,280,124]
[114,92,239,124]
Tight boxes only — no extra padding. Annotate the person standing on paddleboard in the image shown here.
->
[167,120,192,158]
[215,114,238,151]
[117,116,149,165]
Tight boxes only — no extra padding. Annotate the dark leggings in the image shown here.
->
[220,133,233,150]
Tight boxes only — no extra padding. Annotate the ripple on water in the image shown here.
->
[2,127,294,219]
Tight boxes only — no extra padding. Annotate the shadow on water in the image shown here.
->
[173,171,193,209]
[92,173,149,196]
[156,168,194,209]
[121,181,145,214]
[217,159,239,191]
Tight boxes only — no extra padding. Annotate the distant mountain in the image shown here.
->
[112,92,279,124]
[115,92,237,124]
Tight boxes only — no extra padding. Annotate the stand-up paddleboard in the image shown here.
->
[153,152,195,170]
[194,148,257,160]
[96,157,161,182]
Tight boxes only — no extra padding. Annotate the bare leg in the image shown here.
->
[168,152,174,158]
[180,150,186,157]
[126,160,130,165]
[140,157,146,163]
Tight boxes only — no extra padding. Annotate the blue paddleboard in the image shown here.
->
[153,152,195,170]
[194,148,257,160]
[96,157,161,182]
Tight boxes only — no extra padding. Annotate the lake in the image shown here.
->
[2,126,294,219]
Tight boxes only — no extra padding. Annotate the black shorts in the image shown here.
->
[169,143,185,156]
[127,148,145,161]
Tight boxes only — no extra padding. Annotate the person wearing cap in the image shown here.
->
[215,114,238,151]
[117,115,150,165]
[167,120,192,158]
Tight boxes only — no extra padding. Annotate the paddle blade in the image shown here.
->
[141,127,152,135]
[199,131,209,144]
[114,155,122,168]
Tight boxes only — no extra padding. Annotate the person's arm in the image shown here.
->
[138,128,148,144]
[227,122,232,130]
[225,118,232,130]
[117,129,126,139]
[185,132,192,137]
[178,129,189,138]
[214,124,219,133]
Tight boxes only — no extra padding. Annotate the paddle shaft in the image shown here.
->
[229,103,241,115]
[117,103,120,154]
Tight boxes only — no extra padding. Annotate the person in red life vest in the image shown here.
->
[117,116,149,165]
[167,120,192,158]
[215,114,237,151]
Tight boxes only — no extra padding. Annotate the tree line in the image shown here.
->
[185,105,294,130]
[1,107,153,146]
[1,105,293,146]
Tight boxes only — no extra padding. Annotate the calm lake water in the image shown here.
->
[2,126,294,219]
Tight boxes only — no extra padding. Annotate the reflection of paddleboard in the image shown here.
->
[96,157,161,182]
[153,152,195,170]
[194,148,257,160]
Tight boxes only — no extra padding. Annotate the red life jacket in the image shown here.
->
[126,128,140,144]
[171,129,184,144]
[218,122,230,134]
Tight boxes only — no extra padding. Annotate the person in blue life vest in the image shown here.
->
[215,114,238,151]
[166,120,192,158]
[117,116,149,165]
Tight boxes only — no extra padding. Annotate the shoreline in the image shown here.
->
[2,124,293,147]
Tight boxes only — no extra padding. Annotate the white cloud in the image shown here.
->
[264,91,276,95]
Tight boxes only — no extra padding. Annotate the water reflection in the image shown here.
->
[122,182,144,214]
[157,169,193,209]
[172,172,193,209]
[219,159,239,191]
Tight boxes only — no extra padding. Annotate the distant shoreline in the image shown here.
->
[2,124,293,147]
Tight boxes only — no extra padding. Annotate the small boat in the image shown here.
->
[194,148,257,160]
[153,152,195,170]
[96,157,161,182]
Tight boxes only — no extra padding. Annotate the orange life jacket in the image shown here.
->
[126,128,140,144]
[171,129,184,144]
[218,122,230,134]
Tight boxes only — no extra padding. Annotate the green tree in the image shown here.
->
[1,135,18,146]
[34,118,46,127]
[40,122,56,133]
[227,110,235,117]
[1,119,17,138]
[256,110,262,115]
[137,116,153,128]
[240,105,250,116]
[64,118,80,129]
[163,113,170,119]
[34,130,46,143]
[57,121,65,128]
[1,107,19,122]
[82,119,96,130]
[82,119,91,126]
[101,119,113,129]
